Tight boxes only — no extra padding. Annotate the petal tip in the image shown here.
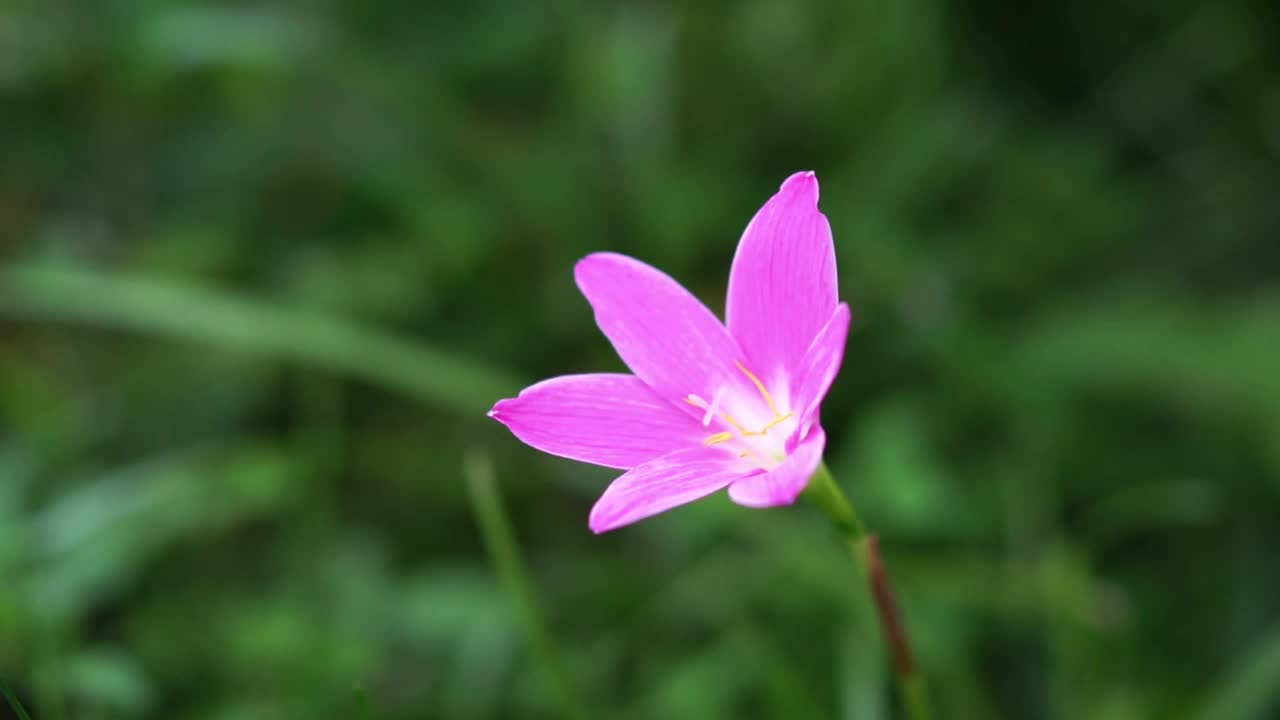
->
[573,252,602,274]
[779,171,820,201]
[573,251,631,291]
[587,509,616,534]
[487,399,510,423]
[574,251,626,273]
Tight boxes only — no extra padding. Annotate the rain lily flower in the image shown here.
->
[489,172,851,533]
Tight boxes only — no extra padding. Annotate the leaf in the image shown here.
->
[0,265,524,415]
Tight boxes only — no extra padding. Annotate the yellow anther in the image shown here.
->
[760,412,794,432]
[736,412,795,438]
[735,362,782,417]
[703,432,734,446]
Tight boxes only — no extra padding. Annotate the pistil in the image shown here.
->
[686,362,795,452]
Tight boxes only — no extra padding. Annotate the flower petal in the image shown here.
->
[727,425,826,508]
[726,172,838,387]
[791,303,851,427]
[575,252,757,412]
[589,446,750,533]
[489,374,706,470]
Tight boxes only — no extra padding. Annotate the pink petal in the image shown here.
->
[726,172,838,387]
[727,425,826,508]
[791,303,851,427]
[489,374,706,470]
[575,252,757,412]
[589,446,750,533]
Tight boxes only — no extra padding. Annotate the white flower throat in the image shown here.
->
[685,362,797,470]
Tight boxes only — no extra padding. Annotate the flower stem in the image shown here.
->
[802,464,931,720]
[803,462,868,540]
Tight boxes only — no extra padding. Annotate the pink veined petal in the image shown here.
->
[489,374,707,470]
[727,425,826,508]
[791,303,852,428]
[589,446,752,533]
[726,171,838,388]
[575,252,757,414]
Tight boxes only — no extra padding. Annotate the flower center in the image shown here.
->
[685,362,795,470]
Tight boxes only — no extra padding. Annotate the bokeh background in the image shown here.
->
[2,1,1279,718]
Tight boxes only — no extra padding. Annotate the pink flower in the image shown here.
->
[489,172,851,533]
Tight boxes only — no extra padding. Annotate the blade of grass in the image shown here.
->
[840,608,887,720]
[462,452,587,720]
[1200,619,1280,720]
[0,265,524,414]
[1,678,33,720]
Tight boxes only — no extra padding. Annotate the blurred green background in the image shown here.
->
[2,1,1279,718]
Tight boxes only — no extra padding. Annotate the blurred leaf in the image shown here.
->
[134,6,317,72]
[1201,620,1280,720]
[0,265,524,415]
[1011,296,1280,428]
[1080,477,1223,547]
[65,649,154,716]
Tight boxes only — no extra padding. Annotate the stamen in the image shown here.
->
[687,370,797,466]
[736,362,782,417]
[759,412,794,432]
[739,412,794,437]
[718,412,749,434]
[737,447,772,472]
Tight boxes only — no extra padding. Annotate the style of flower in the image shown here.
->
[489,172,850,533]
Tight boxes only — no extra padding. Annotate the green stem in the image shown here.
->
[802,464,932,720]
[463,453,588,720]
[803,463,868,540]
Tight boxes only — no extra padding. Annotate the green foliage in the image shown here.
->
[2,0,1278,718]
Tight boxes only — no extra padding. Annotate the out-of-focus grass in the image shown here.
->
[1,678,34,720]
[0,266,524,415]
[1202,620,1280,720]
[463,453,585,720]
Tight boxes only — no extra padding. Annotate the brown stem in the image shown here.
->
[864,533,917,678]
[805,465,930,719]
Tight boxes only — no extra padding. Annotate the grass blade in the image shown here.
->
[1,679,33,720]
[463,452,587,720]
[1201,620,1280,720]
[0,265,523,414]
